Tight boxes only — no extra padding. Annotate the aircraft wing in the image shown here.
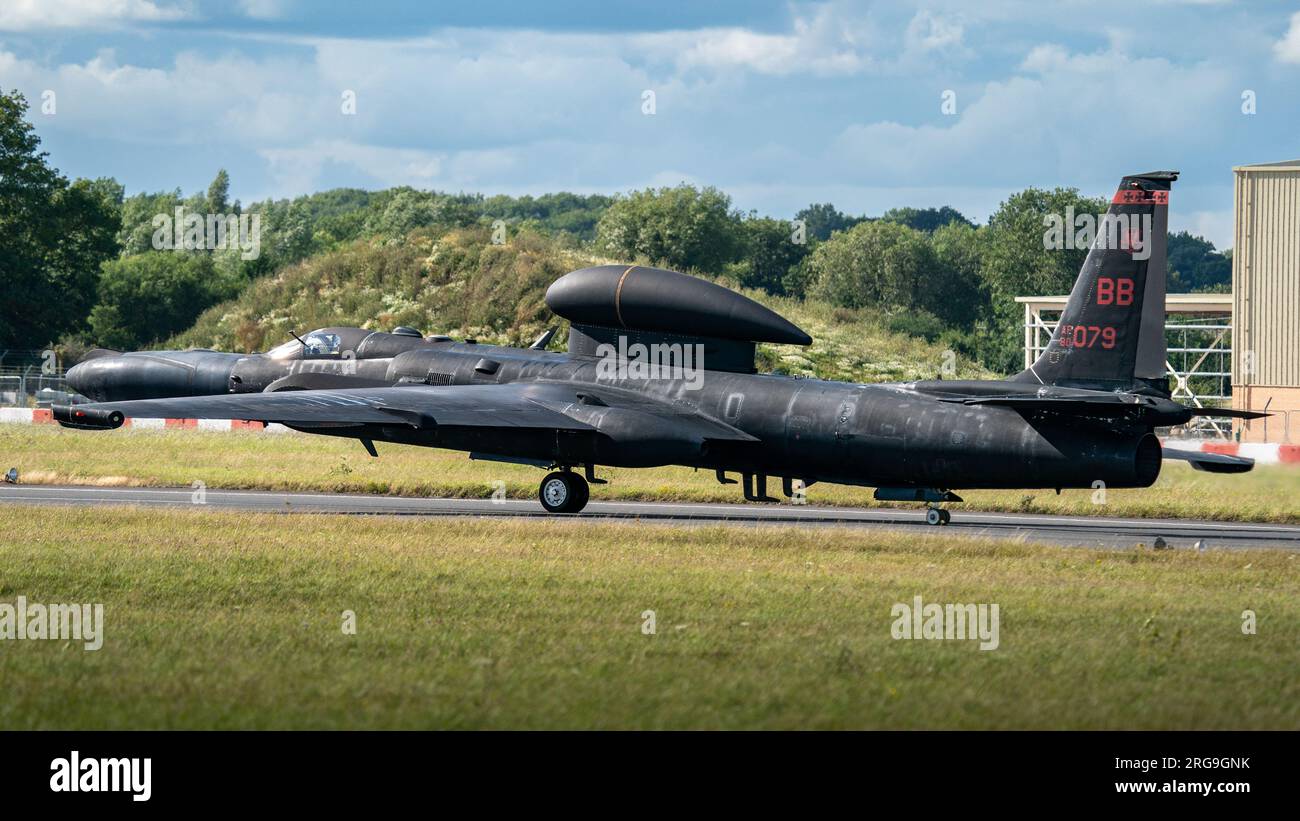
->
[54,382,597,431]
[51,380,758,443]
[526,382,759,443]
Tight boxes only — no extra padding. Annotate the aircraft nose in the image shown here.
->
[65,358,110,401]
[62,350,242,402]
[66,348,128,400]
[67,354,157,402]
[65,360,87,394]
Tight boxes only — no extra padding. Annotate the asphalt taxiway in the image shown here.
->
[2,484,1298,550]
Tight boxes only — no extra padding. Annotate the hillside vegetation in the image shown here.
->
[170,226,994,383]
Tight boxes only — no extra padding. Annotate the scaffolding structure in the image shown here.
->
[1015,293,1235,438]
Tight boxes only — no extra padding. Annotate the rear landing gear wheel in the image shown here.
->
[925,507,950,526]
[539,471,589,514]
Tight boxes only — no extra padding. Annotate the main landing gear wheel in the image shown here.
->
[539,471,589,514]
[925,507,951,526]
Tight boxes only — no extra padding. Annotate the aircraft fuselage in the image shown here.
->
[302,339,1162,492]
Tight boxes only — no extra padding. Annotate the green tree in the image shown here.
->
[364,187,438,236]
[731,217,808,295]
[206,169,230,214]
[1167,231,1231,292]
[433,193,481,229]
[881,205,972,233]
[479,192,612,240]
[0,90,121,348]
[89,252,237,349]
[809,220,936,313]
[794,202,862,242]
[979,186,1106,373]
[595,184,742,272]
[781,257,816,299]
[265,202,314,263]
[929,221,987,328]
[118,188,181,255]
[365,187,477,237]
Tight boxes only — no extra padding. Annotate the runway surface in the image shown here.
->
[2,483,1298,550]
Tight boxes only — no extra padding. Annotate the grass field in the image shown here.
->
[0,506,1295,729]
[4,424,1300,522]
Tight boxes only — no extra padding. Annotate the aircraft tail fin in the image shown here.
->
[1013,171,1176,394]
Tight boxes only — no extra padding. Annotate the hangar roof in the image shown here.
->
[1233,160,1300,171]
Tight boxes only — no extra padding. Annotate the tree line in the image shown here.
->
[590,185,1230,372]
[1,89,1231,374]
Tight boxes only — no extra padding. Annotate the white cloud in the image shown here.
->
[258,140,444,193]
[237,0,289,21]
[0,7,1258,228]
[645,6,875,77]
[1275,12,1300,63]
[832,44,1234,186]
[618,1,904,76]
[904,10,964,56]
[0,0,190,30]
[0,48,320,144]
[0,35,689,198]
[633,4,967,77]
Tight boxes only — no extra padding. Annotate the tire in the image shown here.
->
[571,476,590,512]
[939,509,951,525]
[539,471,589,514]
[925,508,943,526]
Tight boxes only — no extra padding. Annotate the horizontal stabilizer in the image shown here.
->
[942,394,1160,417]
[1187,407,1269,420]
[1163,448,1254,473]
[940,393,1256,427]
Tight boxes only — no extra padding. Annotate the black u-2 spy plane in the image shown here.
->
[56,172,1261,522]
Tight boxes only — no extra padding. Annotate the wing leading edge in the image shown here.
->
[51,381,758,445]
[55,383,595,430]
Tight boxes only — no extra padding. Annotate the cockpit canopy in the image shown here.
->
[267,328,368,360]
[264,327,435,360]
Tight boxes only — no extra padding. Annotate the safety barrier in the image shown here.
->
[1161,439,1300,465]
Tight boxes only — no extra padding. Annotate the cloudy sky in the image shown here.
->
[3,0,1299,249]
